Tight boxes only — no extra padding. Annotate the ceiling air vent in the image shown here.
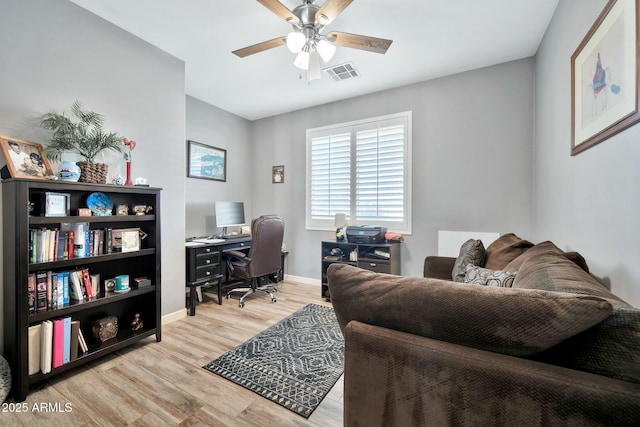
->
[323,62,360,81]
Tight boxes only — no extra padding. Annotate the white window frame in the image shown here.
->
[305,111,412,234]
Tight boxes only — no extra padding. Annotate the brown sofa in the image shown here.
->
[328,234,640,426]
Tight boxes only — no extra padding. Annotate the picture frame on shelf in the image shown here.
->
[272,165,284,184]
[571,0,640,155]
[44,192,71,217]
[0,136,54,179]
[187,140,226,181]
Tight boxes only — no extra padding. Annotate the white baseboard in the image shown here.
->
[285,274,320,286]
[162,308,186,325]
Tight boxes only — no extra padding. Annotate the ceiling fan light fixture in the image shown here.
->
[286,31,306,53]
[293,51,310,70]
[316,39,336,62]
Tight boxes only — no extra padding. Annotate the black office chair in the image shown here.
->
[224,215,284,308]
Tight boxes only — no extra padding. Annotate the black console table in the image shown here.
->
[321,240,401,301]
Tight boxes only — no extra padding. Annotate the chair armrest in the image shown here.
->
[423,256,456,280]
[225,250,249,261]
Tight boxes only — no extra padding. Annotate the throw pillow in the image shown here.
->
[464,264,516,287]
[327,263,612,357]
[484,233,534,270]
[512,251,640,384]
[451,239,486,282]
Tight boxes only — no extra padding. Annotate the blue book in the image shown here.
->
[56,231,67,260]
[84,230,90,257]
[60,271,70,307]
[62,317,71,364]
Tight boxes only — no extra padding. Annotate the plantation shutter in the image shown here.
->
[355,120,405,223]
[309,130,351,221]
[306,112,411,233]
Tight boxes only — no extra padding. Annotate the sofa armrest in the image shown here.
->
[423,256,456,279]
[344,321,640,427]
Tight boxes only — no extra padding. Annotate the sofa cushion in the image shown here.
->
[451,239,486,282]
[327,263,612,357]
[464,265,516,287]
[504,240,589,273]
[484,233,534,270]
[512,251,640,383]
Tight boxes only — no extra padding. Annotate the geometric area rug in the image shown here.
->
[203,303,344,418]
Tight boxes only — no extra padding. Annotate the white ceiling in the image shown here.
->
[69,0,559,121]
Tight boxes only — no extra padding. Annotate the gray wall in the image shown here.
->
[0,0,187,354]
[535,0,640,306]
[185,96,254,238]
[251,58,535,280]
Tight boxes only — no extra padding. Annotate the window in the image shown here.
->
[306,111,412,233]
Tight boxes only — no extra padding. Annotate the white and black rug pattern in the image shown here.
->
[203,303,344,418]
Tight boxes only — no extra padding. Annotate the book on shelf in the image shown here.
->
[69,269,84,302]
[28,273,37,314]
[40,320,53,374]
[70,320,80,361]
[67,231,75,259]
[36,271,47,312]
[51,318,65,369]
[56,230,67,260]
[81,268,93,299]
[46,271,54,310]
[62,317,71,365]
[104,228,113,254]
[78,327,88,353]
[28,324,41,375]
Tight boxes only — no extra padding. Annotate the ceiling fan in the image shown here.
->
[232,0,393,80]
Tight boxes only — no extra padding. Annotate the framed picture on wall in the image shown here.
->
[571,0,640,155]
[187,140,227,181]
[272,165,284,183]
[0,136,54,179]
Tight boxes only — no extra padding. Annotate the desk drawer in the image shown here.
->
[196,264,221,280]
[358,261,390,274]
[196,252,219,268]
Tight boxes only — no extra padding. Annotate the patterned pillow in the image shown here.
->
[451,239,486,282]
[464,264,516,288]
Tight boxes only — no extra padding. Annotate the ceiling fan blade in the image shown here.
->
[232,36,287,58]
[327,31,393,54]
[316,0,353,26]
[308,50,322,80]
[256,0,300,25]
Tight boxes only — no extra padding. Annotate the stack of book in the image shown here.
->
[29,224,118,263]
[29,268,100,313]
[28,318,89,375]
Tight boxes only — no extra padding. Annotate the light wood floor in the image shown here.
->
[4,279,343,426]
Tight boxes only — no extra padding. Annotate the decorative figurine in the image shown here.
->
[116,204,129,216]
[133,205,153,215]
[130,313,143,331]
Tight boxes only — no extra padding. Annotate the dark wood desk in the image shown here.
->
[185,237,286,315]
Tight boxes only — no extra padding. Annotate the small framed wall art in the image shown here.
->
[0,136,54,179]
[571,0,640,155]
[272,165,284,183]
[187,140,227,182]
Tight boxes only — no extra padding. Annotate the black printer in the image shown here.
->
[345,225,387,243]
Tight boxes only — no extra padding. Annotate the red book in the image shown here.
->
[81,268,93,299]
[67,231,75,259]
[51,318,65,369]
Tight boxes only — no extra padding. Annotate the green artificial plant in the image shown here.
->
[40,100,123,163]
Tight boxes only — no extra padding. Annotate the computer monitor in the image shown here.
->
[214,201,246,237]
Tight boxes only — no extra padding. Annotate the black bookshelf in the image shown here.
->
[2,178,162,402]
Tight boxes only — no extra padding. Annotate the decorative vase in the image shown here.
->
[58,160,81,182]
[124,161,133,186]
